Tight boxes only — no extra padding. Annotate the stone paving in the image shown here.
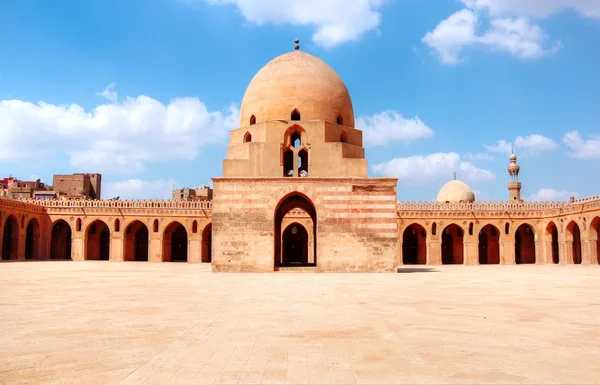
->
[1,262,599,385]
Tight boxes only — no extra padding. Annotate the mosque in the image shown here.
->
[1,40,599,271]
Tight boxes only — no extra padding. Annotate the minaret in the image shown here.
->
[507,150,521,202]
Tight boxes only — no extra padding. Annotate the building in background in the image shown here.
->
[53,173,102,200]
[172,185,213,201]
[0,177,52,199]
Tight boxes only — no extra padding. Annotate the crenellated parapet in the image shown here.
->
[0,198,46,214]
[396,196,600,219]
[19,199,213,209]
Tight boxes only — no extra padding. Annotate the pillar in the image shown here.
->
[427,240,441,265]
[464,240,478,265]
[189,238,201,263]
[534,240,543,264]
[149,237,162,263]
[72,236,84,261]
[17,233,26,260]
[501,240,515,264]
[110,235,124,262]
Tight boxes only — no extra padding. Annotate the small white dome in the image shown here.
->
[437,179,475,203]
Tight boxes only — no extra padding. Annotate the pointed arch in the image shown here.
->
[2,214,19,260]
[478,224,500,264]
[25,218,41,260]
[515,223,535,264]
[566,220,582,264]
[202,223,212,263]
[545,221,559,264]
[244,131,252,143]
[336,115,343,125]
[85,220,110,261]
[402,223,427,265]
[441,224,464,264]
[163,221,188,262]
[50,219,72,260]
[249,115,256,125]
[468,222,474,236]
[114,218,120,232]
[123,220,149,261]
[76,218,82,232]
[590,216,600,265]
[290,109,300,121]
[192,220,198,234]
[153,219,159,233]
[274,192,316,269]
[432,222,437,236]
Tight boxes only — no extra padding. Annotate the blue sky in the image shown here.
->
[1,0,599,201]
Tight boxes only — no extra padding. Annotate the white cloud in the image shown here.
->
[422,9,557,64]
[0,84,239,173]
[529,188,578,201]
[372,152,495,184]
[96,82,118,104]
[460,0,600,19]
[203,0,386,48]
[356,110,434,147]
[103,178,178,200]
[464,152,495,161]
[485,134,558,155]
[562,130,600,159]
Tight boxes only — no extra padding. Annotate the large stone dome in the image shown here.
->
[437,179,476,203]
[239,50,355,128]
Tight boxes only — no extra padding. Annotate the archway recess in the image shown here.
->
[274,193,316,269]
[123,220,149,261]
[85,220,110,261]
[546,222,559,264]
[202,223,212,263]
[163,222,188,262]
[25,218,41,260]
[478,224,500,265]
[2,215,19,260]
[591,216,600,265]
[515,224,536,264]
[402,224,427,265]
[566,221,582,264]
[50,220,72,260]
[441,224,463,265]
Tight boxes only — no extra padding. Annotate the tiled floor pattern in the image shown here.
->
[0,262,599,384]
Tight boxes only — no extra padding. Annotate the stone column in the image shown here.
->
[561,240,573,264]
[17,233,26,260]
[427,240,441,265]
[149,236,162,263]
[464,240,478,265]
[396,239,403,266]
[535,240,543,264]
[501,239,515,264]
[542,241,553,264]
[188,237,201,263]
[71,235,84,261]
[110,235,124,262]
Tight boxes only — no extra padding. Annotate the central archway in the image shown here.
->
[123,220,149,261]
[163,221,188,262]
[25,218,40,260]
[478,224,500,264]
[274,192,316,269]
[515,223,535,264]
[2,215,19,260]
[85,220,110,260]
[282,222,309,264]
[441,224,464,265]
[50,220,72,260]
[402,224,427,265]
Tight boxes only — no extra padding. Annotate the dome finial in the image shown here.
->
[294,38,300,50]
[453,172,457,180]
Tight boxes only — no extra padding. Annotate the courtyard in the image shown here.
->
[0,262,599,385]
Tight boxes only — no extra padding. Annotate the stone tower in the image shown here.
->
[507,151,521,202]
[211,40,398,272]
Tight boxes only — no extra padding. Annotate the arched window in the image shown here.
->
[291,131,301,148]
[432,222,437,236]
[505,222,510,235]
[153,219,159,233]
[244,132,252,143]
[468,222,474,236]
[249,115,256,125]
[336,115,343,125]
[291,109,300,121]
[114,219,120,232]
[192,220,198,234]
[76,218,82,232]
[340,132,348,143]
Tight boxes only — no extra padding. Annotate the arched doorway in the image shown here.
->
[85,220,110,261]
[25,218,41,260]
[2,215,19,260]
[441,224,464,265]
[282,222,309,265]
[201,223,212,263]
[515,224,535,264]
[402,224,427,265]
[50,220,72,260]
[566,221,582,264]
[274,193,316,269]
[163,222,188,262]
[546,222,559,264]
[591,217,600,265]
[123,220,149,261]
[478,224,500,264]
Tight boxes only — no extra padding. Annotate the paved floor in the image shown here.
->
[0,262,599,385]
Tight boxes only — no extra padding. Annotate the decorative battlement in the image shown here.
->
[18,199,213,209]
